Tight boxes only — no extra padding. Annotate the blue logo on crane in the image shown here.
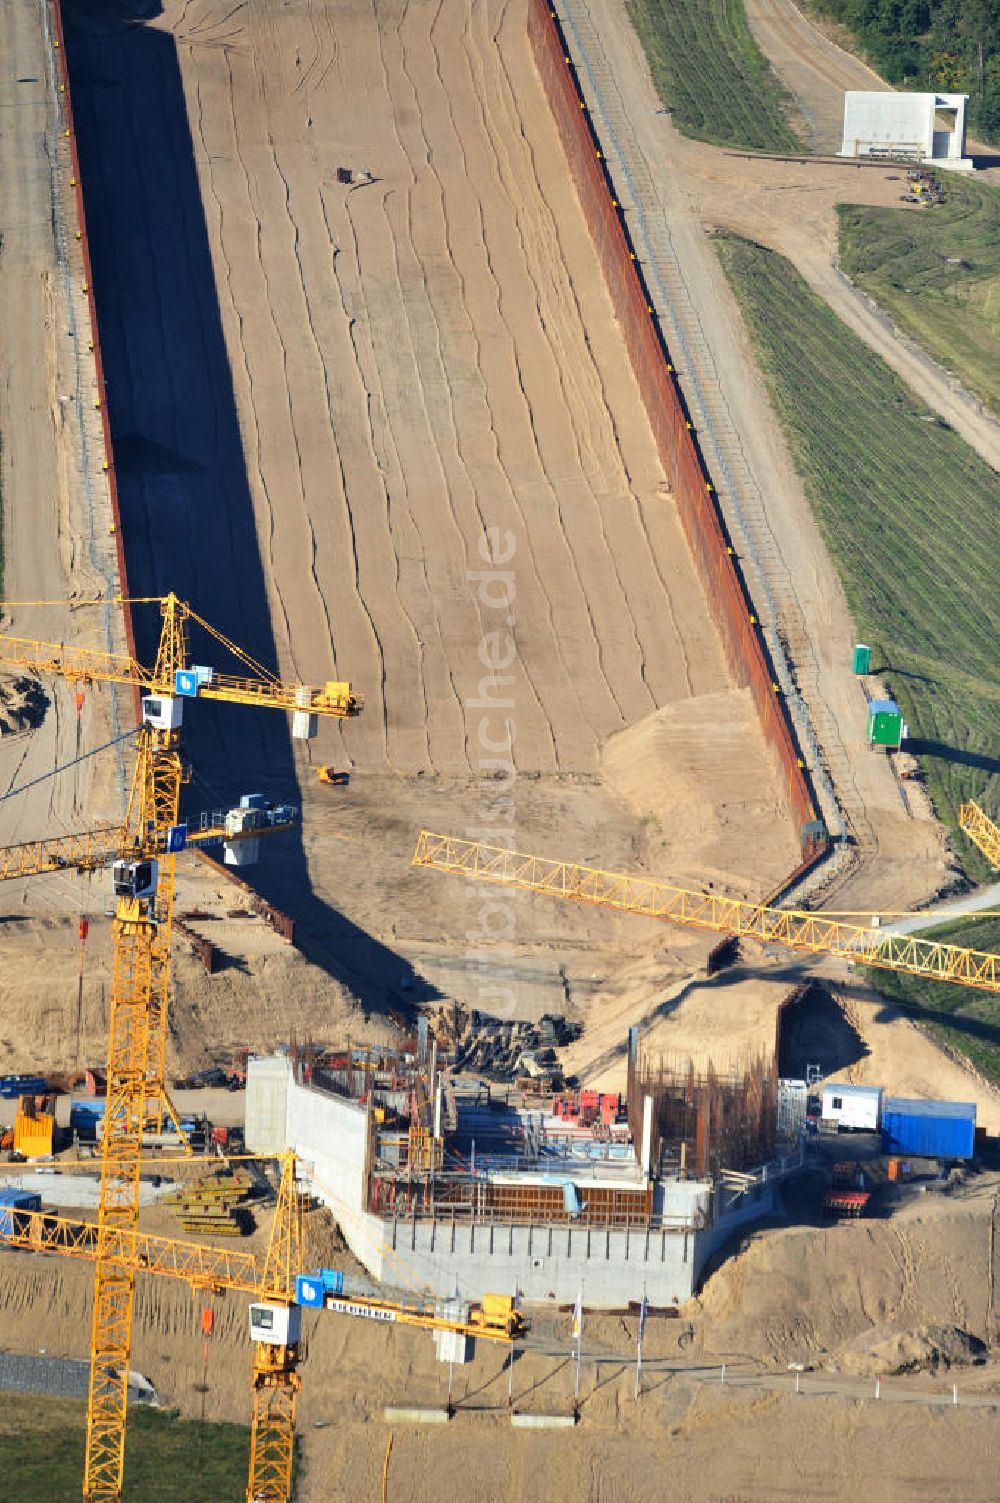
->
[295,1275,324,1308]
[174,669,199,698]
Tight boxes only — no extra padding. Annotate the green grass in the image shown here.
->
[868,916,1000,1087]
[714,234,1000,876]
[0,1395,252,1503]
[627,0,804,153]
[838,177,1000,419]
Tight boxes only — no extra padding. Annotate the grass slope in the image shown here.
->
[870,916,1000,1088]
[838,177,1000,419]
[0,1396,251,1503]
[627,0,804,153]
[714,234,1000,875]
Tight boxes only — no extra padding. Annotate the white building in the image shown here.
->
[821,1082,882,1133]
[841,91,973,170]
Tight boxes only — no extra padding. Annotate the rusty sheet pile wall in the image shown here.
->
[528,0,820,853]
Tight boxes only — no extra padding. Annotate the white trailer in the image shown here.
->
[820,1082,882,1133]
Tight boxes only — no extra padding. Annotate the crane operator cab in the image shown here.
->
[141,693,184,731]
[249,1302,301,1347]
[112,858,158,902]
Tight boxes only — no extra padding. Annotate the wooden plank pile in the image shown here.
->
[164,1167,255,1237]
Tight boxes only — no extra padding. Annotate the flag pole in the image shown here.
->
[635,1287,647,1401]
[572,1281,584,1407]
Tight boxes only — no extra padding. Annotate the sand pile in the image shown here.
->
[694,1192,994,1367]
[601,689,797,889]
[837,1323,988,1377]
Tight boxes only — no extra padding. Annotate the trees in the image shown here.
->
[806,0,1000,142]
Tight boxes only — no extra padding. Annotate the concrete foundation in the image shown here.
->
[247,1058,794,1308]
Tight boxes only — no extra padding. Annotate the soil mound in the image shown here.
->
[0,675,47,735]
[601,689,796,888]
[837,1323,988,1377]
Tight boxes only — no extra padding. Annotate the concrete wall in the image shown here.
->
[245,1055,291,1154]
[841,91,971,169]
[248,1060,791,1306]
[380,1216,701,1306]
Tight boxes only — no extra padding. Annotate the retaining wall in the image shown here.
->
[50,0,137,699]
[528,1,820,853]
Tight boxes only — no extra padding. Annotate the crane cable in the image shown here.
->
[0,723,140,808]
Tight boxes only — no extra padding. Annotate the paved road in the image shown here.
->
[880,884,1000,938]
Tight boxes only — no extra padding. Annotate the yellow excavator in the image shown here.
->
[317,766,349,786]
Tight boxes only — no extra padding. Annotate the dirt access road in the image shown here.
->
[744,0,1000,474]
[569,0,1000,922]
[0,1,127,853]
[47,0,801,1054]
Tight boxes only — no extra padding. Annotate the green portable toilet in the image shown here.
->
[867,698,904,750]
[853,643,871,675]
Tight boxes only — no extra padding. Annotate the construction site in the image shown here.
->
[0,0,998,1498]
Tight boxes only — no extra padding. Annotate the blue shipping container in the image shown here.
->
[0,1076,48,1100]
[881,1097,976,1160]
[0,1190,42,1238]
[70,1099,107,1142]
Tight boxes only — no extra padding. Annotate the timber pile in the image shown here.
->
[164,1168,255,1237]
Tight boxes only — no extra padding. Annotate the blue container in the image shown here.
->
[70,1099,106,1142]
[0,1075,48,1100]
[0,1190,42,1238]
[295,1269,344,1307]
[881,1098,976,1160]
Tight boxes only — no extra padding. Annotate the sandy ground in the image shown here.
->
[0,1,127,850]
[29,0,803,1059]
[1,11,999,1495]
[0,0,993,1100]
[1,1172,999,1499]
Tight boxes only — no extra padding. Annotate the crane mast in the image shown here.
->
[246,1155,303,1503]
[85,605,188,1499]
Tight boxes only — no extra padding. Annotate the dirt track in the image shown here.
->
[0,2,126,856]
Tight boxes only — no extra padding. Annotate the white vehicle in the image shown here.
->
[820,1082,882,1133]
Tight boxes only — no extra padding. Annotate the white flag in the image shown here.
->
[571,1285,583,1342]
[637,1291,648,1344]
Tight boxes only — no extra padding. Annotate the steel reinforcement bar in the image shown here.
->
[527,0,821,860]
[413,831,1000,993]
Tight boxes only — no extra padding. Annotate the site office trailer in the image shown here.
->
[881,1098,976,1160]
[820,1082,882,1132]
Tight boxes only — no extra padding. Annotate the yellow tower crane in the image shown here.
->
[0,594,361,1503]
[411,831,1000,992]
[960,801,1000,870]
[0,1152,524,1502]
